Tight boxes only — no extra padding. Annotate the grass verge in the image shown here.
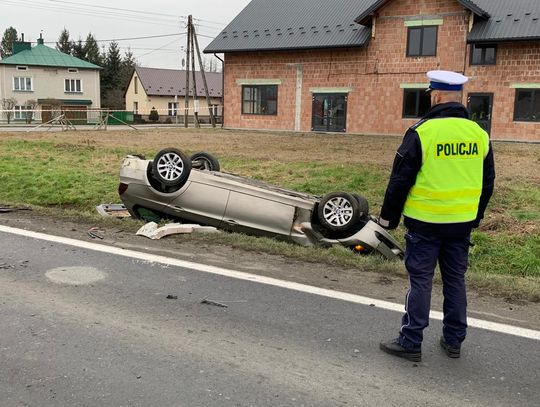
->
[0,130,539,301]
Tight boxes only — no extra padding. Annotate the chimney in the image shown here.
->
[37,32,44,45]
[12,33,31,55]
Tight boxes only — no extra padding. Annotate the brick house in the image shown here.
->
[124,67,222,123]
[204,0,540,141]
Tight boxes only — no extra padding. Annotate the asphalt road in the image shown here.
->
[1,230,539,407]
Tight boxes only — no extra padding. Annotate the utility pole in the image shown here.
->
[191,20,217,128]
[190,21,200,128]
[184,15,192,128]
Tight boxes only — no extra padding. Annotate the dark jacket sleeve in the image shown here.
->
[472,142,495,228]
[379,129,422,229]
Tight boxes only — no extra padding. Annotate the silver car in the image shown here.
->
[118,148,404,260]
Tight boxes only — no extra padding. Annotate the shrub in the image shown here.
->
[149,107,159,122]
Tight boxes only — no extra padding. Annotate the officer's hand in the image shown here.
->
[378,217,396,230]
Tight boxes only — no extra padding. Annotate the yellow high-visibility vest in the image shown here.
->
[403,117,490,224]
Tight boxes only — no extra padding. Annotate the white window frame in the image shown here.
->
[13,76,33,91]
[168,102,178,116]
[210,104,219,116]
[67,68,79,73]
[16,66,28,71]
[14,105,33,120]
[64,78,82,93]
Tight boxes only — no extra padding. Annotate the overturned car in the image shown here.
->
[118,148,404,260]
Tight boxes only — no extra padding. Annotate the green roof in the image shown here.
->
[0,44,101,70]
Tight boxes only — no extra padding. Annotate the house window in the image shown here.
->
[68,68,79,73]
[403,89,431,118]
[470,44,497,65]
[134,77,138,94]
[242,85,278,115]
[168,102,178,116]
[210,104,219,116]
[14,105,32,120]
[65,79,82,93]
[16,66,28,71]
[13,77,33,91]
[514,89,540,122]
[133,101,139,114]
[407,26,437,57]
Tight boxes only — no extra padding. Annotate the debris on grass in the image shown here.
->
[96,204,131,218]
[136,222,219,240]
[0,206,32,213]
[87,227,104,240]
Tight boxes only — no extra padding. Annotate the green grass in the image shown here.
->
[0,137,539,301]
[222,158,388,203]
[470,232,540,278]
[0,140,122,208]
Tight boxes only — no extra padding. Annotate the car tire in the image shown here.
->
[352,193,370,218]
[151,148,192,187]
[191,151,220,171]
[317,192,361,232]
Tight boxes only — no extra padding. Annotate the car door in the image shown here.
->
[169,174,230,227]
[223,191,296,238]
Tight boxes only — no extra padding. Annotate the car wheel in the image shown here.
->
[352,193,370,217]
[191,151,220,171]
[317,192,360,232]
[151,148,192,187]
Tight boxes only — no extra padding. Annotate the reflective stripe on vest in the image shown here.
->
[403,117,490,224]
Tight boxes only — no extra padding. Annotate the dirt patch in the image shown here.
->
[1,128,538,183]
[480,209,540,235]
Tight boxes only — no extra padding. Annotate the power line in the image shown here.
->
[47,0,182,19]
[193,17,229,26]
[43,32,187,44]
[2,0,181,27]
[137,38,180,58]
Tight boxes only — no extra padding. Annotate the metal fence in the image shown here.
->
[0,106,223,127]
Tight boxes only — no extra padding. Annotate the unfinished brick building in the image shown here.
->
[205,0,540,141]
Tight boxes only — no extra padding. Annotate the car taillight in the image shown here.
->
[118,182,128,195]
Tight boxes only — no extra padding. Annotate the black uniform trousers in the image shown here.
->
[398,229,470,350]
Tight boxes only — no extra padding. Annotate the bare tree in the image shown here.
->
[1,97,17,124]
[39,98,63,121]
[23,99,38,124]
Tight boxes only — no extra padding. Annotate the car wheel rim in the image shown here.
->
[322,197,354,227]
[194,158,211,170]
[156,153,184,181]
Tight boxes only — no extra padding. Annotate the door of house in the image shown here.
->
[467,93,493,134]
[41,105,51,123]
[311,93,347,132]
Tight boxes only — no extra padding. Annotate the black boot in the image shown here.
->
[440,337,461,358]
[379,338,422,362]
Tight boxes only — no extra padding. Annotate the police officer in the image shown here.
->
[378,70,495,362]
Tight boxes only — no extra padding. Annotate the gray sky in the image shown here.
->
[0,0,251,68]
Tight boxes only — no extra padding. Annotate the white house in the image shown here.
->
[0,35,101,124]
[125,66,222,123]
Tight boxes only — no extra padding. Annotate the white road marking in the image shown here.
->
[1,224,539,341]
